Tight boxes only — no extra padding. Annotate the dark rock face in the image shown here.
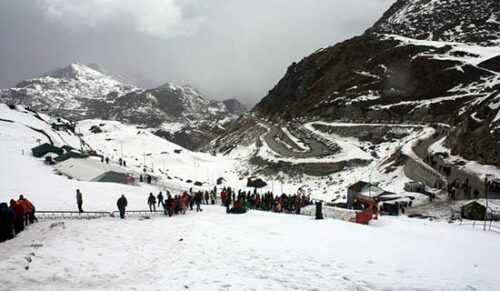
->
[223,99,248,116]
[110,91,168,126]
[478,56,500,73]
[251,0,500,166]
[368,0,500,46]
[249,155,370,177]
[154,129,214,151]
[254,34,492,123]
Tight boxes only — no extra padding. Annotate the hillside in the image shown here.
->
[0,104,498,289]
[252,0,500,166]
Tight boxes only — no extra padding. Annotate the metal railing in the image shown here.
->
[36,210,167,220]
[458,220,500,234]
[36,211,111,220]
[110,210,165,217]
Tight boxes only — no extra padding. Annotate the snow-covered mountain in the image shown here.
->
[0,64,137,120]
[250,0,500,166]
[111,83,246,149]
[113,83,234,124]
[0,63,247,150]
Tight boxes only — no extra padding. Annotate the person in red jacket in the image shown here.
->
[18,195,37,225]
[10,199,24,234]
[180,192,189,215]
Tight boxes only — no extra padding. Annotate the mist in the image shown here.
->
[0,0,394,107]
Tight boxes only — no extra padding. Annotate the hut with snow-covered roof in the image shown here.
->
[347,181,386,209]
[55,157,135,185]
[461,199,500,221]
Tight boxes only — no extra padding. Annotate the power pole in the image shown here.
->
[484,176,489,231]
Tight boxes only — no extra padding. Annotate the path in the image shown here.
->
[258,119,336,159]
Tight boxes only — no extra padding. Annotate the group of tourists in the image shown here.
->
[220,187,312,214]
[139,174,153,184]
[0,195,37,243]
[100,155,127,167]
[1,184,314,244]
[144,188,218,218]
[72,185,312,221]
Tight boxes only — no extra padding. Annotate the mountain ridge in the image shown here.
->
[0,63,247,150]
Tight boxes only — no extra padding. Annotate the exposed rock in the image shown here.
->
[223,99,248,116]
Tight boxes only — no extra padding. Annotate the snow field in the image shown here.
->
[1,207,499,291]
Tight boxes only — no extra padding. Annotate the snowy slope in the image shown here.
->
[2,102,500,291]
[76,119,245,190]
[0,104,83,149]
[0,103,162,211]
[1,208,500,290]
[1,106,500,291]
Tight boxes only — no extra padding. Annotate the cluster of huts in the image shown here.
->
[341,180,500,221]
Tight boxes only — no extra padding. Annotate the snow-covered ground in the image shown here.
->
[1,207,500,291]
[76,119,253,192]
[0,116,159,211]
[2,104,500,290]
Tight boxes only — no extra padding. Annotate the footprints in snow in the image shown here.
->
[24,252,36,270]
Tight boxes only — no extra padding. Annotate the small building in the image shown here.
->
[461,199,500,221]
[404,181,426,194]
[54,150,88,162]
[380,203,400,216]
[347,181,385,209]
[31,143,63,158]
[55,158,135,185]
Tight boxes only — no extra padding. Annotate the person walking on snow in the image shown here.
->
[195,191,203,212]
[148,193,156,212]
[0,202,15,242]
[204,191,209,205]
[157,192,164,208]
[18,195,36,224]
[76,189,83,213]
[117,195,128,219]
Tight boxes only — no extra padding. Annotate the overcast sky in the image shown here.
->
[0,0,393,107]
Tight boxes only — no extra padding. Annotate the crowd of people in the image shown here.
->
[0,195,37,243]
[220,187,312,214]
[140,188,218,218]
[1,186,313,244]
[139,187,312,217]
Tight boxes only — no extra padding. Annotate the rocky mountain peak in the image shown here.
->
[223,99,248,116]
[368,0,500,46]
[42,63,107,81]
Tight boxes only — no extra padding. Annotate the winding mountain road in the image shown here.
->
[257,119,334,159]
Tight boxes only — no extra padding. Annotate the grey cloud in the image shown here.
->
[0,0,394,107]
